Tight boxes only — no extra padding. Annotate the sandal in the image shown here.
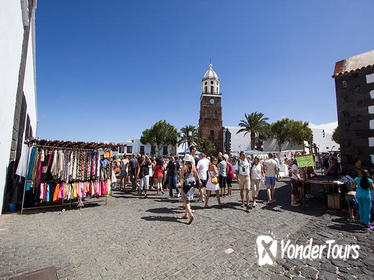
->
[188,216,194,224]
[181,215,188,219]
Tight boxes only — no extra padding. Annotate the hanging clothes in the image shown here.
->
[53,184,60,202]
[25,147,36,191]
[30,148,40,189]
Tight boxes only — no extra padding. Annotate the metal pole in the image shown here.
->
[20,144,31,215]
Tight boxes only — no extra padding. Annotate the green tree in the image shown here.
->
[178,125,198,148]
[269,118,312,151]
[140,120,178,155]
[237,112,269,150]
[332,127,340,144]
[195,137,216,154]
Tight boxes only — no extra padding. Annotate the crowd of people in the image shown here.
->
[109,147,287,224]
[110,147,373,229]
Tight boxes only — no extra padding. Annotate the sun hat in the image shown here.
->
[223,154,229,161]
[183,154,192,162]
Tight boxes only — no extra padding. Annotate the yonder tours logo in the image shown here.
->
[256,235,360,266]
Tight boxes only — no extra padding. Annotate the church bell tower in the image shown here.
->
[198,64,223,153]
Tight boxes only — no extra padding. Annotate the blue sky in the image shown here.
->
[35,0,374,142]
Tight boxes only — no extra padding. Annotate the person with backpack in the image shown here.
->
[180,154,202,224]
[354,169,374,229]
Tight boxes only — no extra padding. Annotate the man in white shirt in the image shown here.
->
[196,153,209,202]
[263,153,278,204]
[236,151,251,208]
[189,145,197,167]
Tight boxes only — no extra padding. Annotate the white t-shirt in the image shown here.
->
[251,163,263,180]
[197,158,209,180]
[264,159,278,177]
[231,161,238,173]
[189,154,196,167]
[291,164,299,180]
[238,159,250,176]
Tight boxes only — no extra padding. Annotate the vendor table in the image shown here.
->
[302,176,345,209]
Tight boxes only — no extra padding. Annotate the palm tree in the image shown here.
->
[237,112,269,150]
[178,125,198,148]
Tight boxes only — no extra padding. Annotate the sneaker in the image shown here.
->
[305,194,314,199]
[291,202,301,207]
[252,201,257,207]
[177,193,181,198]
[241,203,244,208]
[246,204,252,209]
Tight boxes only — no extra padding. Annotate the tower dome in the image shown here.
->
[201,63,220,95]
[202,64,219,81]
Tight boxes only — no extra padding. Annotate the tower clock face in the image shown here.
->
[210,99,214,104]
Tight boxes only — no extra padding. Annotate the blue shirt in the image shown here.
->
[354,177,372,199]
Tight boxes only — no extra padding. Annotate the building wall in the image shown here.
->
[311,128,339,153]
[335,67,374,171]
[0,0,37,214]
[124,139,175,157]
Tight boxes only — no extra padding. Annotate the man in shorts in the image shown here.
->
[236,151,251,209]
[196,153,209,202]
[263,153,278,204]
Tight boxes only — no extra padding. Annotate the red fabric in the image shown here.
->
[154,165,164,178]
[227,162,234,179]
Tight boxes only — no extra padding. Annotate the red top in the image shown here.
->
[154,165,164,178]
[227,162,234,179]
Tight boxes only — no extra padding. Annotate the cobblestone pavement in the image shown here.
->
[0,180,373,279]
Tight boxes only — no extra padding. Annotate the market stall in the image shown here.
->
[297,154,347,209]
[20,138,125,214]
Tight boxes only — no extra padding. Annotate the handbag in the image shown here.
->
[211,176,218,185]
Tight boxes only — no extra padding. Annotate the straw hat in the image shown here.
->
[183,154,193,162]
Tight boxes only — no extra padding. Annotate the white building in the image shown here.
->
[311,128,340,153]
[117,139,177,157]
[0,0,38,214]
[223,126,304,154]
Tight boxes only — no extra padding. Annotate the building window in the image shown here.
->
[151,146,156,155]
[118,146,125,153]
[211,86,214,93]
[140,146,145,154]
[210,130,214,137]
[214,111,217,119]
[206,111,210,119]
[211,81,213,84]
[204,86,207,93]
[205,81,207,85]
[163,146,168,155]
[127,146,133,154]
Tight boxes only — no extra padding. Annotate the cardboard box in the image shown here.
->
[327,193,341,209]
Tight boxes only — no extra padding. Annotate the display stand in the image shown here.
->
[20,138,125,214]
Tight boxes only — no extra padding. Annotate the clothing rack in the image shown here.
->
[20,142,116,214]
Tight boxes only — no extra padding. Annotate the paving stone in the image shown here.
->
[318,271,338,280]
[299,266,318,279]
[0,180,372,280]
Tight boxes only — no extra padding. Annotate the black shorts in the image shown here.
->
[345,194,357,210]
[200,179,207,188]
[219,175,227,188]
[227,177,232,186]
[291,179,299,196]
